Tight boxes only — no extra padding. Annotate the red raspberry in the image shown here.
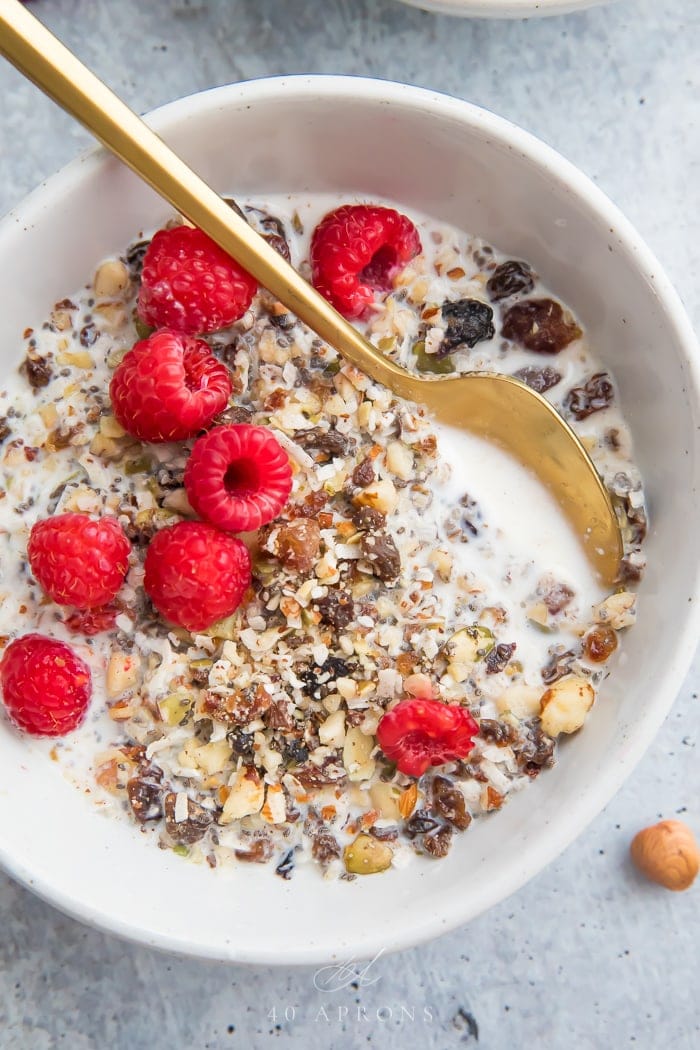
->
[28,513,131,609]
[110,329,232,442]
[64,606,119,636]
[376,698,478,777]
[310,204,422,319]
[137,226,258,334]
[184,424,292,532]
[144,520,252,632]
[1,634,92,736]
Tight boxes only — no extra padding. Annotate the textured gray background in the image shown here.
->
[1,0,699,1047]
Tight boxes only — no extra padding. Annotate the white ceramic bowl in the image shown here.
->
[1,77,699,965]
[393,0,609,18]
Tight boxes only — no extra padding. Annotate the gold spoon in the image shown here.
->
[0,0,622,583]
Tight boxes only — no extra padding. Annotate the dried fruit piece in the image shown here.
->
[360,532,401,582]
[439,299,495,353]
[502,298,582,354]
[377,698,479,777]
[630,820,700,891]
[164,792,213,844]
[512,365,562,394]
[486,260,535,302]
[431,776,471,830]
[564,373,614,420]
[583,625,618,663]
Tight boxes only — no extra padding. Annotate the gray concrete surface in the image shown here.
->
[0,0,698,1047]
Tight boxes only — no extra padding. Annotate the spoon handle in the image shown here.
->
[0,0,413,394]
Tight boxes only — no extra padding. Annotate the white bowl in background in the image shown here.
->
[0,77,699,964]
[393,0,610,18]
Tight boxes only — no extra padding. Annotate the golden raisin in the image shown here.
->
[583,624,618,663]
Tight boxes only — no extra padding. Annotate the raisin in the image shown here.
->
[295,762,346,789]
[478,719,518,745]
[317,590,355,629]
[0,419,11,444]
[352,457,375,487]
[294,428,355,459]
[282,739,309,765]
[515,727,555,777]
[244,206,291,263]
[369,825,399,842]
[275,848,296,879]
[164,793,212,845]
[431,776,471,830]
[127,776,163,822]
[422,824,453,858]
[486,260,535,302]
[20,353,52,390]
[485,642,516,674]
[404,810,442,837]
[502,298,582,354]
[226,728,255,759]
[235,837,274,863]
[583,625,618,663]
[564,373,614,420]
[541,648,577,685]
[361,532,401,581]
[439,299,495,353]
[305,810,341,866]
[537,577,575,615]
[79,323,98,348]
[512,365,562,394]
[274,519,321,573]
[351,505,386,532]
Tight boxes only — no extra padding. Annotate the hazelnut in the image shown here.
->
[630,820,700,891]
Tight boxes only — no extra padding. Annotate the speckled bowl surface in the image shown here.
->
[393,0,611,16]
[0,77,698,964]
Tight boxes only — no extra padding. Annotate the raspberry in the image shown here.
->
[28,513,131,609]
[1,634,92,736]
[310,204,421,319]
[137,226,258,335]
[184,424,292,532]
[110,329,232,442]
[376,698,478,777]
[144,520,252,632]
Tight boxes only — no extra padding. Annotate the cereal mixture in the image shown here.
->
[0,195,646,879]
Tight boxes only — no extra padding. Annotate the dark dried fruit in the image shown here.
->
[514,727,555,777]
[422,824,453,858]
[79,324,98,348]
[351,505,386,532]
[360,532,401,581]
[164,792,213,844]
[245,206,291,263]
[583,624,618,663]
[351,457,375,487]
[486,260,535,302]
[282,739,309,765]
[369,825,399,842]
[274,518,321,573]
[295,762,347,789]
[431,775,472,830]
[564,372,614,420]
[502,298,582,354]
[440,298,495,353]
[512,365,562,394]
[0,418,10,444]
[317,589,355,629]
[20,353,52,390]
[485,642,516,674]
[127,776,163,822]
[275,848,296,879]
[404,810,442,837]
[478,719,518,746]
[538,577,575,615]
[125,239,150,277]
[297,656,352,700]
[294,427,355,459]
[541,648,577,685]
[305,809,341,867]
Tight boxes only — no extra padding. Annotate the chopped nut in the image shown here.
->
[594,591,637,629]
[343,726,376,782]
[219,767,264,824]
[539,675,595,737]
[94,259,130,299]
[106,652,141,698]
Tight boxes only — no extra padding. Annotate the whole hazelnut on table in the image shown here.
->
[630,820,700,891]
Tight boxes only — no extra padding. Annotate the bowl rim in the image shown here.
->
[391,0,608,18]
[2,74,700,964]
